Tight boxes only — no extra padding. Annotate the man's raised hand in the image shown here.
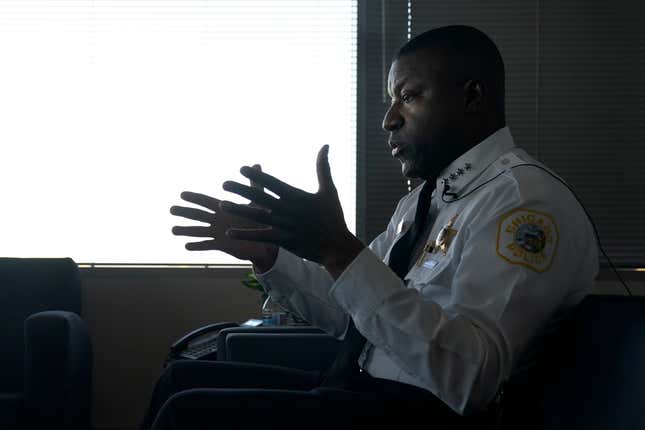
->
[220,146,364,278]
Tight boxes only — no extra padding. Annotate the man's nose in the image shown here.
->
[382,105,403,132]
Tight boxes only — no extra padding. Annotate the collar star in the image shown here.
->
[443,163,474,184]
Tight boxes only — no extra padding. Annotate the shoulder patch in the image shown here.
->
[496,208,559,273]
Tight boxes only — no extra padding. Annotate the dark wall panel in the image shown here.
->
[540,0,645,265]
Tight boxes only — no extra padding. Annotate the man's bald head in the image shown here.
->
[383,25,507,180]
[396,25,505,118]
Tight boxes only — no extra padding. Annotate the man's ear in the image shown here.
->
[463,79,484,114]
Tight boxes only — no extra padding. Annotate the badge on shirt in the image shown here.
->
[496,208,559,273]
[435,213,460,254]
[415,213,460,267]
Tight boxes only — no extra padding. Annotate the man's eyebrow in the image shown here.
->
[387,78,405,98]
[389,78,421,97]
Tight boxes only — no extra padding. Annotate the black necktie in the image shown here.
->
[321,180,435,388]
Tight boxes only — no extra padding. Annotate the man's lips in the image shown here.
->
[389,140,406,157]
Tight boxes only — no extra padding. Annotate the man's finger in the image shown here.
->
[226,227,292,246]
[220,201,293,230]
[250,164,263,191]
[185,239,219,251]
[180,191,221,211]
[172,226,214,238]
[316,144,336,193]
[239,166,301,198]
[222,180,289,214]
[170,206,214,223]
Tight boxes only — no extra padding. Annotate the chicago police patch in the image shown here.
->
[496,208,559,273]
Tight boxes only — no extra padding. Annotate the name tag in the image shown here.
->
[422,259,439,269]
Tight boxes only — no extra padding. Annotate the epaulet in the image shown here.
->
[492,152,529,172]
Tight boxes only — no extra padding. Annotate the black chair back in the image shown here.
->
[542,294,645,430]
[499,294,645,430]
[0,258,81,393]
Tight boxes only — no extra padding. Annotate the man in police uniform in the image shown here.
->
[148,25,597,429]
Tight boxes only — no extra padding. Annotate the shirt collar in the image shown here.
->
[434,126,516,196]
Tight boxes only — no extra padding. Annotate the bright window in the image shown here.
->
[0,0,357,265]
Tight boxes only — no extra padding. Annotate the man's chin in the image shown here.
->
[401,162,421,179]
[401,161,437,182]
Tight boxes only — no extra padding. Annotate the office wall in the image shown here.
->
[81,267,260,430]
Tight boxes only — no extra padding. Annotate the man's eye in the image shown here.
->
[401,93,414,103]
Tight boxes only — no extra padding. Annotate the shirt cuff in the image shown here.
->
[252,247,283,278]
[329,247,403,324]
[254,247,299,301]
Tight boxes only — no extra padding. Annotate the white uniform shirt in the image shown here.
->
[255,127,598,415]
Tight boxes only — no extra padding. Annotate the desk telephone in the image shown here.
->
[168,319,264,363]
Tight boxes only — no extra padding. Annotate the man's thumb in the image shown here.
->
[316,145,335,193]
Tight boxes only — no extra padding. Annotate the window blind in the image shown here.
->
[538,0,645,267]
[0,0,357,265]
[410,0,645,266]
[356,0,410,243]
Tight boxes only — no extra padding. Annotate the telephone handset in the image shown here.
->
[168,321,240,363]
[166,319,266,365]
